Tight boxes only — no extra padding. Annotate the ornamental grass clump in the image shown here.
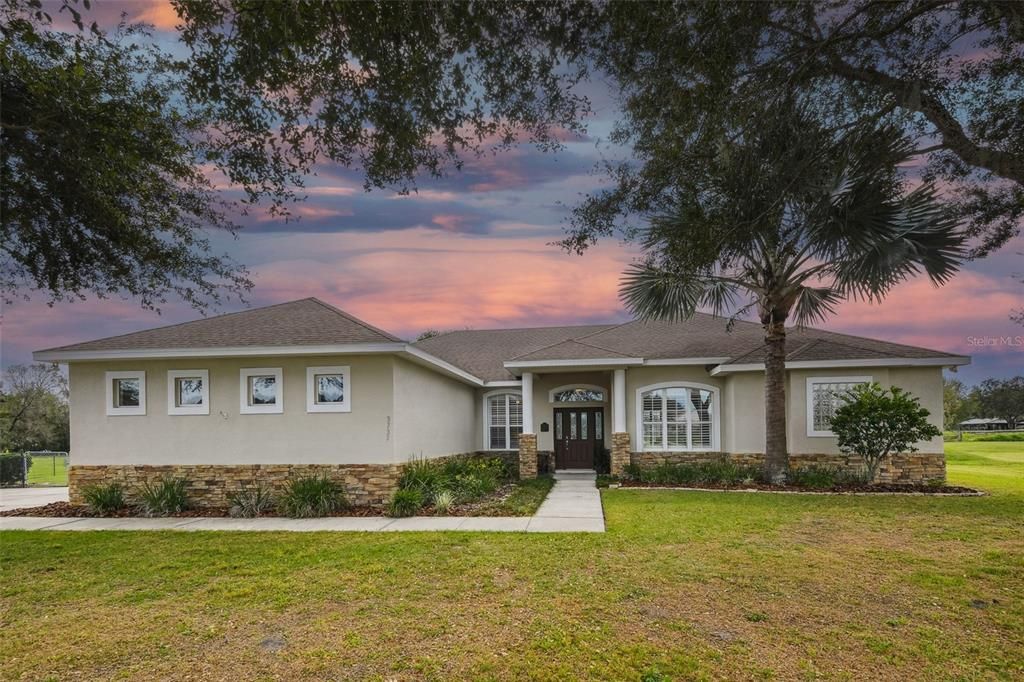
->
[139,476,189,516]
[227,484,276,518]
[278,476,347,518]
[398,455,508,505]
[387,488,424,518]
[81,482,126,515]
[432,489,455,515]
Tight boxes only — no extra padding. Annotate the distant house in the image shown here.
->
[35,298,969,506]
[959,417,1010,432]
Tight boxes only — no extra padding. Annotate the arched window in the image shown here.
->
[549,384,606,403]
[484,392,523,450]
[637,383,719,451]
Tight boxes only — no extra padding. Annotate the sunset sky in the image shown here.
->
[3,1,1021,386]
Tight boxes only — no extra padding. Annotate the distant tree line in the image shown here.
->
[944,376,1024,430]
[0,364,69,452]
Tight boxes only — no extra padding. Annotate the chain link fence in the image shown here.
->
[0,451,69,487]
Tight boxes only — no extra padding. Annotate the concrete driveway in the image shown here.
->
[0,487,68,512]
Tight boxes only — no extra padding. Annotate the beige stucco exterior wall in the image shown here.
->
[723,372,766,453]
[888,367,945,453]
[69,355,398,466]
[786,366,943,454]
[392,357,476,460]
[69,354,947,468]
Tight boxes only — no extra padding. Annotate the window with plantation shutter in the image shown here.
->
[486,393,523,449]
[637,384,719,451]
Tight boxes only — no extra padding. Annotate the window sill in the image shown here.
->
[168,407,209,416]
[240,406,283,415]
[106,408,146,417]
[307,404,351,413]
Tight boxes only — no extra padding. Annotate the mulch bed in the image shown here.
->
[1,483,532,518]
[612,481,983,495]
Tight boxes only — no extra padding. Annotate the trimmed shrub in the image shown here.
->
[81,483,126,515]
[0,452,29,486]
[629,461,764,486]
[278,476,347,518]
[228,484,275,518]
[831,383,942,482]
[623,462,643,481]
[139,476,189,516]
[432,489,455,515]
[388,488,424,517]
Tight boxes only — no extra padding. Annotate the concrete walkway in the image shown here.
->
[0,473,605,533]
[0,487,68,512]
[529,470,605,532]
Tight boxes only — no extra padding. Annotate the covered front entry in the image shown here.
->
[554,407,604,470]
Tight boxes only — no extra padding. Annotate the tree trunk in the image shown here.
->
[763,319,789,483]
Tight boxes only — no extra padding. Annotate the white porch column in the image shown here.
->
[518,372,537,479]
[612,368,627,433]
[521,372,535,434]
[611,368,630,476]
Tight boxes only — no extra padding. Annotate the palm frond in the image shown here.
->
[620,263,739,322]
[791,285,842,326]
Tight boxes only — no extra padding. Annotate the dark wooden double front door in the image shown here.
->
[554,407,604,470]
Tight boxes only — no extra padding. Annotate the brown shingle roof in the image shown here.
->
[511,339,633,362]
[38,298,402,353]
[413,313,964,380]
[38,297,965,381]
[412,325,616,381]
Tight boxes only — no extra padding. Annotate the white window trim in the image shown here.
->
[806,375,871,437]
[547,383,608,404]
[306,365,351,413]
[167,370,210,416]
[634,381,721,452]
[105,371,146,416]
[482,389,523,451]
[240,367,284,414]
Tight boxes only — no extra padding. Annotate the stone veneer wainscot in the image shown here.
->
[68,451,521,509]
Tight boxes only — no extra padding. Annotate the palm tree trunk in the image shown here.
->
[763,319,789,483]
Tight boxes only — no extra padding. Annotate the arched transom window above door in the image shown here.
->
[548,384,606,403]
[636,382,720,452]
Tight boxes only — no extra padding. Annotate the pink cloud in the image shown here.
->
[827,269,1021,354]
[131,1,179,30]
[430,214,472,233]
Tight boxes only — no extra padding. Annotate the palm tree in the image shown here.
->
[620,104,965,482]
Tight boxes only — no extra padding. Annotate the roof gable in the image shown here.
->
[38,298,402,353]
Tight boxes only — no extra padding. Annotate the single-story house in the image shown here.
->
[959,417,1010,432]
[35,298,969,506]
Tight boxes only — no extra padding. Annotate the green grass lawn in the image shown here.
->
[2,444,1021,680]
[25,454,68,486]
[946,440,1024,494]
